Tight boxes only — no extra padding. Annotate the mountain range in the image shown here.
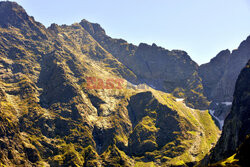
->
[0,1,249,167]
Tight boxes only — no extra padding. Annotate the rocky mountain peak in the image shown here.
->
[0,1,29,28]
[137,42,195,66]
[199,35,250,103]
[210,49,231,64]
[237,35,250,51]
[48,23,60,33]
[0,1,47,40]
[138,42,161,51]
[80,19,106,36]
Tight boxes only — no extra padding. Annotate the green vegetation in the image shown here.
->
[134,161,156,167]
[102,144,132,167]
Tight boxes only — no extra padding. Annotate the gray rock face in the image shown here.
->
[199,37,250,124]
[80,19,198,90]
[80,19,209,109]
[132,43,198,92]
[199,37,250,102]
[0,1,47,40]
[199,49,231,101]
[0,1,30,28]
[209,59,250,163]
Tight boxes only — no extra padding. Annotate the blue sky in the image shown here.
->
[14,0,250,65]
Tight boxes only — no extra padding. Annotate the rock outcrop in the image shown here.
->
[199,37,250,103]
[207,60,250,166]
[199,37,250,125]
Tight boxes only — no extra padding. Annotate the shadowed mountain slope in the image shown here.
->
[205,60,250,166]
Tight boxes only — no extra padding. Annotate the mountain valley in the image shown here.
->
[0,1,250,167]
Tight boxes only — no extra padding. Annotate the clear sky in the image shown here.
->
[13,0,250,65]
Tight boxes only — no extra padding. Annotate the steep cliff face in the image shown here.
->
[199,49,231,101]
[80,19,209,109]
[208,60,250,165]
[199,37,250,103]
[199,37,250,126]
[0,2,221,166]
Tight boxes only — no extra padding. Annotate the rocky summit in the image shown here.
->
[0,1,249,167]
[199,38,250,122]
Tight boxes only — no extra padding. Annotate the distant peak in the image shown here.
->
[238,35,250,50]
[80,19,90,24]
[217,49,231,56]
[138,43,150,48]
[206,49,231,64]
[48,23,60,33]
[152,43,157,47]
[79,19,106,36]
